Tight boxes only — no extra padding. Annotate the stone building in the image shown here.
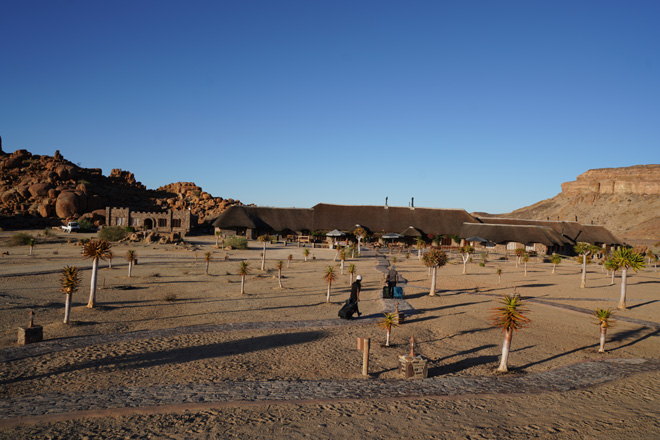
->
[105,207,195,234]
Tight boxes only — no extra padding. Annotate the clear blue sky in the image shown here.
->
[2,1,659,213]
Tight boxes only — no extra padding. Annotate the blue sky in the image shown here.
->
[1,1,659,213]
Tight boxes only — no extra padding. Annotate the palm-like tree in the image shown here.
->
[127,250,136,278]
[276,260,284,288]
[415,237,425,260]
[604,257,619,285]
[594,308,614,353]
[82,239,112,308]
[354,227,366,255]
[490,293,531,372]
[303,248,310,262]
[215,230,222,248]
[60,266,81,324]
[348,263,357,284]
[258,234,271,271]
[611,247,646,310]
[522,252,529,276]
[323,265,337,303]
[238,261,249,294]
[287,254,293,268]
[459,245,474,274]
[378,313,399,347]
[496,267,502,283]
[550,254,561,274]
[204,251,212,275]
[574,242,600,288]
[423,248,448,296]
[514,248,526,267]
[28,238,35,256]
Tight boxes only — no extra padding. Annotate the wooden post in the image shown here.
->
[362,338,370,376]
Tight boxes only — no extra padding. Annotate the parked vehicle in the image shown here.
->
[61,222,80,233]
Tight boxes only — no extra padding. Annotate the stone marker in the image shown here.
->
[18,310,43,345]
[398,335,428,379]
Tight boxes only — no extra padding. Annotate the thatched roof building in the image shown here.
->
[460,223,572,247]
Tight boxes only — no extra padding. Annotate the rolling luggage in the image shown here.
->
[393,286,404,299]
[338,299,358,319]
[383,286,393,299]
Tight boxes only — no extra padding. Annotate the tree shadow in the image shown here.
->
[626,300,660,310]
[518,342,598,369]
[608,327,660,351]
[420,301,489,313]
[0,330,325,386]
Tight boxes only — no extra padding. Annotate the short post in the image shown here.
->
[357,337,370,376]
[18,310,43,345]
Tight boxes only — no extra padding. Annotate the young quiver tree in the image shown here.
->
[611,247,646,309]
[127,250,136,278]
[82,239,112,308]
[287,254,293,268]
[490,293,531,372]
[28,238,35,256]
[574,242,601,288]
[604,257,619,285]
[339,249,346,274]
[303,248,310,262]
[238,261,250,294]
[204,251,212,275]
[276,260,284,288]
[550,254,562,274]
[258,234,271,271]
[594,308,614,353]
[60,266,81,324]
[459,245,474,274]
[378,312,399,347]
[323,265,337,303]
[423,248,448,296]
[354,227,366,255]
[522,252,530,276]
[348,263,357,284]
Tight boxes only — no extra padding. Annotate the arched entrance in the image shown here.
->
[143,218,154,230]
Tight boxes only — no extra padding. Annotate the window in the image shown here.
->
[172,218,182,228]
[158,218,168,227]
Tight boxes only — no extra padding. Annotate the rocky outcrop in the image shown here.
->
[561,165,660,197]
[0,143,243,230]
[501,165,660,241]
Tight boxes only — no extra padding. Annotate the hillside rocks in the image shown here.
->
[505,165,660,240]
[0,144,242,230]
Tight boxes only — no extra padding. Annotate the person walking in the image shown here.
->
[350,274,362,317]
[386,266,398,289]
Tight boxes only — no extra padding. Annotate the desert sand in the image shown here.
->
[1,230,659,439]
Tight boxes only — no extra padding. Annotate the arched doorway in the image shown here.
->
[144,218,154,230]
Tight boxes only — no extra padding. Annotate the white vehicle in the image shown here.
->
[61,222,81,233]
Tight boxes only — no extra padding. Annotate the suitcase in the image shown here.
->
[383,286,393,299]
[393,286,404,299]
[338,299,358,319]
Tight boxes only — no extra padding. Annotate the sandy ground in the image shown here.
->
[1,230,659,438]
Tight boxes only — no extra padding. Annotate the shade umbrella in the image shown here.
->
[382,233,404,239]
[326,229,345,237]
[466,236,488,243]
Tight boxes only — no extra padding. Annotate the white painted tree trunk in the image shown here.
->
[241,275,245,294]
[497,329,513,372]
[580,254,587,288]
[261,242,266,271]
[278,270,283,288]
[618,268,628,309]
[128,261,133,278]
[63,293,72,324]
[462,255,469,274]
[598,326,607,353]
[340,260,344,274]
[611,270,615,285]
[87,258,99,308]
[29,246,33,256]
[205,261,209,275]
[429,266,437,296]
[552,264,556,274]
[385,329,391,346]
[326,283,331,303]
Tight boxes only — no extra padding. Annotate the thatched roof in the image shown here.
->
[214,203,477,236]
[401,226,424,237]
[475,217,621,246]
[460,223,572,247]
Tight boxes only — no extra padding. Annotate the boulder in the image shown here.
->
[29,183,53,198]
[55,191,80,218]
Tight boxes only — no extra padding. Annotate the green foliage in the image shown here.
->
[224,236,248,249]
[43,228,53,236]
[98,226,127,242]
[594,308,614,328]
[77,218,94,232]
[125,226,135,233]
[82,239,112,261]
[490,293,531,332]
[77,179,91,186]
[238,261,250,276]
[9,232,33,246]
[550,254,562,265]
[163,293,178,302]
[324,265,337,283]
[611,247,646,272]
[60,266,81,295]
[423,248,448,268]
[378,312,399,332]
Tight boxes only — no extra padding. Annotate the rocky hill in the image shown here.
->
[0,138,242,230]
[494,165,660,241]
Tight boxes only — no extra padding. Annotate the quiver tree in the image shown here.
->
[514,248,526,267]
[604,257,619,285]
[238,261,249,294]
[459,245,474,274]
[82,239,112,308]
[28,238,35,256]
[60,266,81,324]
[276,260,284,288]
[127,250,136,278]
[348,263,356,284]
[550,254,561,274]
[611,247,646,310]
[594,308,614,353]
[490,293,531,372]
[204,251,212,275]
[354,227,366,256]
[415,237,425,260]
[378,312,398,347]
[287,254,293,268]
[423,248,448,296]
[339,249,346,274]
[522,252,529,276]
[496,267,502,282]
[215,230,222,248]
[574,242,601,288]
[257,234,271,271]
[303,248,310,262]
[323,265,337,303]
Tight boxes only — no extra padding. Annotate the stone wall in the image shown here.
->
[105,207,194,234]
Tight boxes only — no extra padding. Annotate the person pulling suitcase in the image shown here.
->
[350,275,362,317]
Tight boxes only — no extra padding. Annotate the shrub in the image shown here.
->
[77,218,94,231]
[224,236,248,250]
[125,226,135,233]
[98,226,126,242]
[10,233,33,246]
[163,293,177,302]
[43,228,53,236]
